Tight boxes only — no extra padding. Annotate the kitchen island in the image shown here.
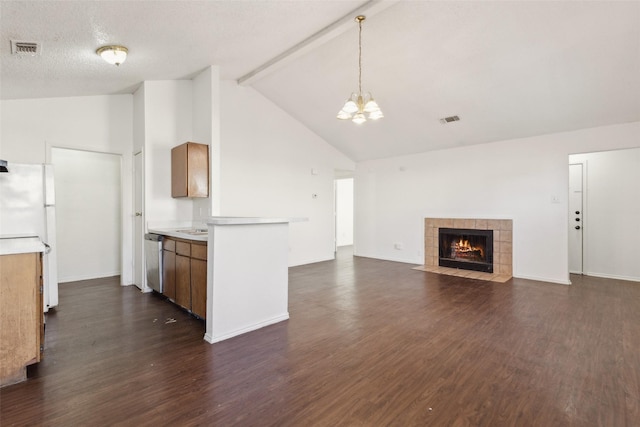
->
[149,217,293,344]
[204,217,291,343]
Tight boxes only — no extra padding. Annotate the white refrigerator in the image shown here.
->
[0,162,59,311]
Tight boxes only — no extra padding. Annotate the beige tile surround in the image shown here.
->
[414,218,513,283]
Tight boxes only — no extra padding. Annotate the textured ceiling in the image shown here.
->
[1,1,639,162]
[0,0,367,98]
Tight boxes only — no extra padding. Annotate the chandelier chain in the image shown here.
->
[358,17,362,95]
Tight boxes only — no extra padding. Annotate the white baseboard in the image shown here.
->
[513,274,571,285]
[204,313,290,344]
[59,271,121,284]
[353,252,420,265]
[582,272,640,283]
[289,256,334,267]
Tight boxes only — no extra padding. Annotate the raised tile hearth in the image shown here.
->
[414,218,513,283]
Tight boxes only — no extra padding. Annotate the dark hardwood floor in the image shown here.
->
[1,247,639,426]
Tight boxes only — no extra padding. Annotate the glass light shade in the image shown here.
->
[364,99,380,113]
[97,46,128,66]
[342,99,359,113]
[352,113,366,124]
[368,110,384,120]
[336,110,351,120]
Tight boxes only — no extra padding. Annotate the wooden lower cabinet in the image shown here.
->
[190,249,207,318]
[162,240,176,300]
[0,252,44,387]
[161,237,206,319]
[175,254,191,310]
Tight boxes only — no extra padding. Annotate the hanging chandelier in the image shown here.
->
[337,15,383,124]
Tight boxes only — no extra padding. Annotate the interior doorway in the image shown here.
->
[51,147,122,282]
[335,176,354,255]
[568,148,640,282]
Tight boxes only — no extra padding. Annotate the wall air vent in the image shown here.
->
[439,115,460,124]
[11,40,42,56]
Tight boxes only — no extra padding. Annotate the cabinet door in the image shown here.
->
[0,253,42,386]
[171,142,209,198]
[162,249,176,300]
[175,254,191,310]
[186,143,209,198]
[190,258,207,318]
[171,143,188,197]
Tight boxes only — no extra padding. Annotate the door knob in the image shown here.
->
[575,225,581,230]
[135,212,142,217]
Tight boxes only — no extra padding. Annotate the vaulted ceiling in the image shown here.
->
[2,1,639,161]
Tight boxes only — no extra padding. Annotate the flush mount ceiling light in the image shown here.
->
[337,15,383,124]
[96,45,128,66]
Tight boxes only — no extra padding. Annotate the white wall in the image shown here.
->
[140,81,194,224]
[133,84,145,153]
[219,81,355,266]
[0,95,134,285]
[336,178,354,246]
[192,66,221,220]
[569,148,640,281]
[355,121,640,284]
[6,83,634,285]
[51,148,122,282]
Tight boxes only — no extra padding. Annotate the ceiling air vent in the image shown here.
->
[11,40,42,56]
[439,115,460,124]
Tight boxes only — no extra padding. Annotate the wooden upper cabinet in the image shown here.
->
[171,142,209,198]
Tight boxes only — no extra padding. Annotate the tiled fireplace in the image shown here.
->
[417,218,513,282]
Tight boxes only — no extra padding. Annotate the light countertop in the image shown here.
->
[147,228,208,242]
[148,217,306,242]
[206,216,302,225]
[0,235,46,255]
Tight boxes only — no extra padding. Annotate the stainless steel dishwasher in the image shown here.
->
[144,233,163,293]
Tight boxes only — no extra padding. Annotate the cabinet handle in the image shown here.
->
[575,225,581,230]
[135,212,142,217]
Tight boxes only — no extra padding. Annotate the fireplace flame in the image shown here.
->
[454,238,484,258]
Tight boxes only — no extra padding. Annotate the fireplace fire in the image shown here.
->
[439,228,493,273]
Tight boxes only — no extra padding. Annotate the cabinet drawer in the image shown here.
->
[176,241,191,256]
[163,239,176,252]
[191,243,207,260]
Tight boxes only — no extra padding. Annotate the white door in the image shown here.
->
[568,163,583,274]
[52,148,121,282]
[134,151,143,290]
